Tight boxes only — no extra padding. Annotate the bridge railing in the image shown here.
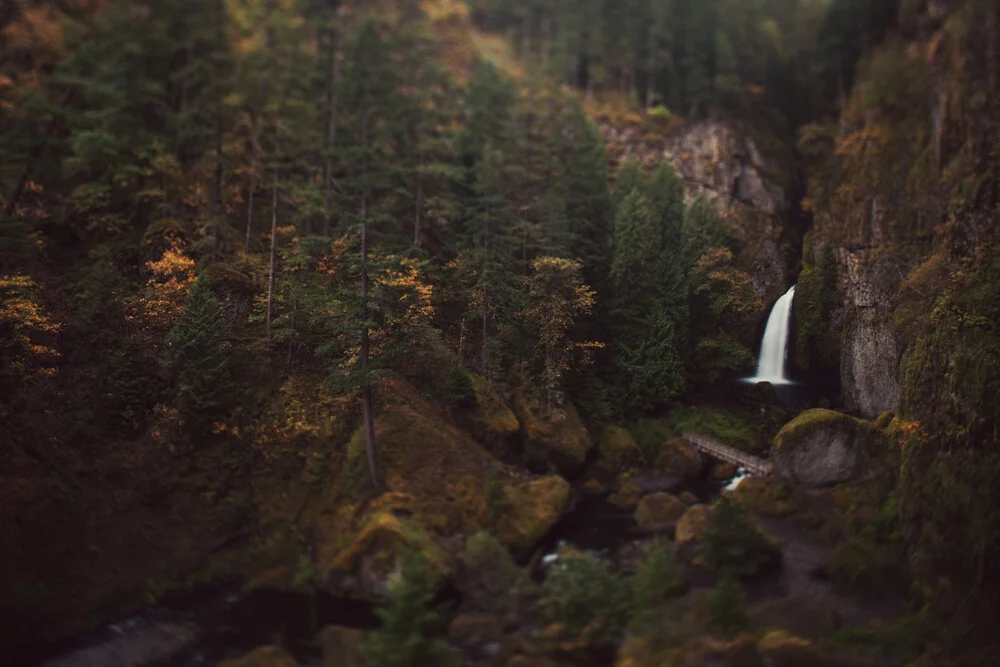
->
[681,433,772,476]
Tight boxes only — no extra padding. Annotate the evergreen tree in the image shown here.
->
[165,274,233,440]
[708,569,748,639]
[362,551,458,667]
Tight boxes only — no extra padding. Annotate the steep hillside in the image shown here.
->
[796,0,1000,635]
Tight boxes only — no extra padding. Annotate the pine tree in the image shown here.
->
[362,551,458,667]
[166,274,233,441]
[708,569,748,639]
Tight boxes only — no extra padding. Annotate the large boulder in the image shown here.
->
[655,438,704,478]
[728,477,794,517]
[515,393,592,476]
[495,475,572,556]
[466,374,521,459]
[771,409,876,487]
[588,426,644,481]
[634,493,688,532]
[218,645,298,667]
[322,499,448,600]
[676,505,714,546]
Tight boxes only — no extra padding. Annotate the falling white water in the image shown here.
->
[745,285,796,385]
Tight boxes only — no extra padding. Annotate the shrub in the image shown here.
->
[649,104,672,122]
[630,540,685,628]
[457,532,521,614]
[362,551,458,667]
[541,550,630,643]
[704,496,775,576]
[484,470,507,519]
[708,569,748,639]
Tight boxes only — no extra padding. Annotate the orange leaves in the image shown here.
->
[0,275,61,393]
[129,236,196,340]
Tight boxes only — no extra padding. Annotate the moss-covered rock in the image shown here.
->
[588,426,644,481]
[635,493,688,532]
[679,491,699,505]
[318,626,363,667]
[728,477,794,517]
[515,392,592,476]
[466,374,521,457]
[323,502,448,600]
[771,409,877,487]
[714,462,738,480]
[608,477,643,510]
[756,631,817,667]
[655,438,704,478]
[495,475,571,556]
[676,505,713,545]
[217,645,298,667]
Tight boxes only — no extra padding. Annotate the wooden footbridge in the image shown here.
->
[682,433,773,476]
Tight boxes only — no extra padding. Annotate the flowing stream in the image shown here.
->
[745,285,796,385]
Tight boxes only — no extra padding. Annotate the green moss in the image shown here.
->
[591,426,644,478]
[494,475,571,556]
[664,406,762,454]
[514,392,592,474]
[773,408,872,451]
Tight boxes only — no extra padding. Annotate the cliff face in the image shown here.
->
[834,248,901,418]
[602,118,791,306]
[799,0,1000,621]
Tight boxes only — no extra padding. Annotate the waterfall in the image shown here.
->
[747,285,796,385]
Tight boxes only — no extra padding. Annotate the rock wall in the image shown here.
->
[601,118,791,306]
[834,249,902,418]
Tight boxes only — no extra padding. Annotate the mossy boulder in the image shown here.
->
[318,626,363,667]
[323,501,448,600]
[728,477,794,517]
[714,462,738,480]
[679,491,699,505]
[676,505,714,545]
[655,438,704,478]
[608,477,643,510]
[495,475,572,556]
[218,645,298,667]
[634,493,688,532]
[771,409,876,487]
[515,392,592,476]
[756,631,817,667]
[466,374,521,458]
[588,426,644,481]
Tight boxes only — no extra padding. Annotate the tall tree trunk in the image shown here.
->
[213,99,224,254]
[359,115,384,494]
[323,21,341,237]
[414,151,424,246]
[265,118,281,344]
[245,114,260,252]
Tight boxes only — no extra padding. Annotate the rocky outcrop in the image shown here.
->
[495,475,572,556]
[602,118,790,306]
[771,409,876,487]
[514,393,592,476]
[835,249,902,418]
